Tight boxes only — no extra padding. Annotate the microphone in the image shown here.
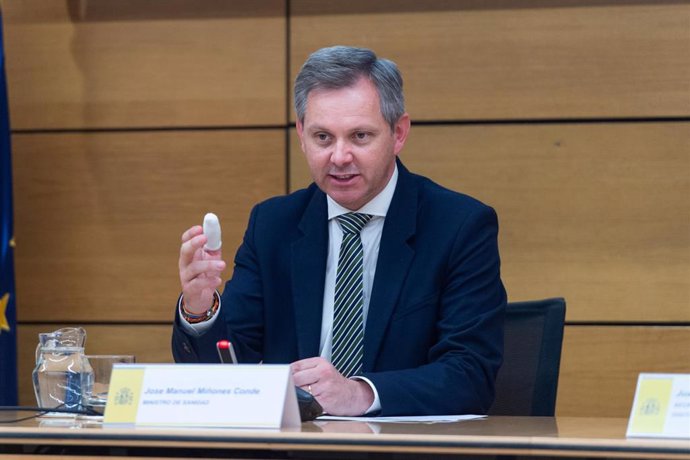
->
[216,340,237,364]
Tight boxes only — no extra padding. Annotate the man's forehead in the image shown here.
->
[302,81,386,129]
[306,78,379,106]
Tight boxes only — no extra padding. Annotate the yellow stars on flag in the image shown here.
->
[0,292,10,333]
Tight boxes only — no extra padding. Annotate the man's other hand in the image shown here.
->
[291,357,374,416]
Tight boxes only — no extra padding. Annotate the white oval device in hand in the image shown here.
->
[203,212,222,251]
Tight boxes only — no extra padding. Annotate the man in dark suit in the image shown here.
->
[172,46,506,416]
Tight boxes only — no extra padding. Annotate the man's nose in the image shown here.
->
[330,140,353,167]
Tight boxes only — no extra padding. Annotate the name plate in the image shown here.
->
[103,364,300,429]
[626,373,690,439]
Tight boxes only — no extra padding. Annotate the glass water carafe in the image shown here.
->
[32,327,93,411]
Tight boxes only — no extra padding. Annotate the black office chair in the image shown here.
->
[489,297,566,416]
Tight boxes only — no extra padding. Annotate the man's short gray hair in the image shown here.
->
[294,46,405,130]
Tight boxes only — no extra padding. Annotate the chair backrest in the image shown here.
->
[488,297,566,416]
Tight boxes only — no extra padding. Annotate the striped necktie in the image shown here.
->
[331,212,373,377]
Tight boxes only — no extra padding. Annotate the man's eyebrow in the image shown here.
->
[305,124,381,134]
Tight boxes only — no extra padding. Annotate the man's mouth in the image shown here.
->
[330,173,358,183]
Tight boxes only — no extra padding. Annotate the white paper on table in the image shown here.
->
[316,414,485,424]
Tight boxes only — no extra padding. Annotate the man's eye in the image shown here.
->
[316,133,330,142]
[354,132,369,141]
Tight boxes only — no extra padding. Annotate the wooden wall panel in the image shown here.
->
[557,326,690,417]
[12,129,285,322]
[3,0,286,129]
[290,122,690,322]
[17,324,173,406]
[290,1,690,121]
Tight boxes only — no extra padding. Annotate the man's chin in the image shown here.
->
[328,191,365,211]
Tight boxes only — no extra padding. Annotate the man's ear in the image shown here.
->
[393,113,411,156]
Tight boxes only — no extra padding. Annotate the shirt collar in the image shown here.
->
[327,164,398,220]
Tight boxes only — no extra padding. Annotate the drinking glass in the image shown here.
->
[83,355,135,414]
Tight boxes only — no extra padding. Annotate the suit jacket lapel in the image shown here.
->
[291,187,329,360]
[363,162,417,371]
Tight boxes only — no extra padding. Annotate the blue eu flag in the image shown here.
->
[0,14,18,406]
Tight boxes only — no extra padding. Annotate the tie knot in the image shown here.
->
[337,213,372,235]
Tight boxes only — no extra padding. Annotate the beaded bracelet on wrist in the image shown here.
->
[180,293,219,324]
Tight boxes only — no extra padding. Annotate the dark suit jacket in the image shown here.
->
[172,161,506,416]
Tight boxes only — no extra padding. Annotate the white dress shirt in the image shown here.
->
[318,166,397,413]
